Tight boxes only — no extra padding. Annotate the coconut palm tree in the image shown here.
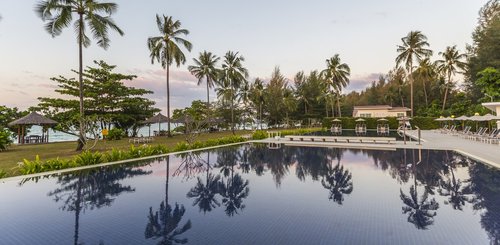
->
[219,51,248,134]
[188,51,220,124]
[435,45,467,111]
[321,54,350,117]
[148,15,192,137]
[36,0,124,150]
[250,78,265,129]
[414,58,437,106]
[396,31,433,117]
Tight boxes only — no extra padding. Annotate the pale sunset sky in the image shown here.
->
[0,0,487,115]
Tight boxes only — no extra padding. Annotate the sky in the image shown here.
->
[0,0,487,115]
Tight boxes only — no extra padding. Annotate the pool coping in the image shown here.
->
[2,135,498,183]
[0,141,247,183]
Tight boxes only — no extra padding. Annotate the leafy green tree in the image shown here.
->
[36,0,124,150]
[37,61,158,136]
[0,105,28,131]
[475,67,500,101]
[218,51,248,134]
[188,51,220,123]
[435,45,467,111]
[263,67,289,126]
[148,15,192,137]
[321,54,351,117]
[396,31,433,117]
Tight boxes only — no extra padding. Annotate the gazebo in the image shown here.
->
[142,113,170,137]
[8,112,58,144]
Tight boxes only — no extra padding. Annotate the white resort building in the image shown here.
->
[352,105,411,118]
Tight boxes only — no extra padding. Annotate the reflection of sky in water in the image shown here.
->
[0,144,498,244]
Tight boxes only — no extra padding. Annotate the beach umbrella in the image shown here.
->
[332,118,341,122]
[455,115,470,121]
[377,118,388,121]
[355,118,366,122]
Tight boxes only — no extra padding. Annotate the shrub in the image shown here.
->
[173,125,186,133]
[173,142,190,152]
[74,151,104,166]
[45,158,74,171]
[20,155,44,175]
[104,148,130,162]
[0,169,7,179]
[252,130,268,140]
[107,128,125,140]
[0,129,13,151]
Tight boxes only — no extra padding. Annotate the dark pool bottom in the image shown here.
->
[0,144,499,245]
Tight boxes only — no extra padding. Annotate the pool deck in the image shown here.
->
[256,130,500,168]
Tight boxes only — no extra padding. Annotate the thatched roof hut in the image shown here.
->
[142,113,169,124]
[8,112,58,144]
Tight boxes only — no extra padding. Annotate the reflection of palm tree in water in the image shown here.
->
[400,149,439,230]
[48,166,151,245]
[145,156,192,244]
[438,151,472,210]
[216,148,250,216]
[321,162,353,205]
[187,151,223,213]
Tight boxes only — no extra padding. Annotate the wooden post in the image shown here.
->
[21,126,25,144]
[17,126,20,144]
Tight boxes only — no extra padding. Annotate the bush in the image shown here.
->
[107,128,125,140]
[173,125,186,133]
[104,148,130,162]
[0,169,7,179]
[279,128,321,136]
[20,155,44,175]
[74,151,104,166]
[44,158,74,171]
[252,130,268,140]
[0,129,13,151]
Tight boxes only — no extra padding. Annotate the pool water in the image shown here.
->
[0,144,499,245]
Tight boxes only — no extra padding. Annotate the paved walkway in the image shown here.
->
[255,130,500,168]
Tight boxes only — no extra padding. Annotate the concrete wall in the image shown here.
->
[354,109,407,118]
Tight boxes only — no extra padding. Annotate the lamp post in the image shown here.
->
[485,93,494,102]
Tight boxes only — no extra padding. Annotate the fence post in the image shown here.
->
[416,126,421,145]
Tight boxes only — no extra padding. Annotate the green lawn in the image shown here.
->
[0,130,250,176]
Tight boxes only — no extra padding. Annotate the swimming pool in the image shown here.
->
[0,144,498,244]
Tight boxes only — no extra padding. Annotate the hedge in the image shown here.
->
[14,135,247,177]
[322,117,440,130]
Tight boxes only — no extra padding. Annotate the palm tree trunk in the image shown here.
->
[337,96,342,117]
[442,73,451,112]
[259,102,262,130]
[423,80,428,106]
[206,77,211,130]
[231,84,235,135]
[410,66,414,117]
[325,101,329,118]
[76,14,85,151]
[166,62,171,137]
[166,155,170,206]
[74,176,82,245]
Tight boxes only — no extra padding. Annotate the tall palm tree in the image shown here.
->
[396,31,432,117]
[148,15,192,137]
[250,78,265,129]
[414,58,436,106]
[321,54,350,117]
[188,51,220,124]
[36,0,124,150]
[435,45,467,111]
[219,51,248,134]
[186,153,222,214]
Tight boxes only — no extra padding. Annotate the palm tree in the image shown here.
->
[400,185,439,229]
[148,15,192,137]
[250,78,265,129]
[219,51,248,134]
[414,58,436,106]
[435,45,467,111]
[186,152,223,214]
[396,31,432,117]
[321,54,350,117]
[36,0,124,150]
[188,51,220,124]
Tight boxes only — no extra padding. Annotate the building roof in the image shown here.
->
[353,105,392,110]
[142,113,170,124]
[482,102,500,113]
[388,107,411,112]
[8,112,58,126]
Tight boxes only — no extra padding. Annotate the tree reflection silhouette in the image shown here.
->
[438,153,472,210]
[145,156,192,244]
[400,150,439,230]
[321,162,353,205]
[48,165,151,245]
[186,151,223,214]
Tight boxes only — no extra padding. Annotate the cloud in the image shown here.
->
[346,73,383,92]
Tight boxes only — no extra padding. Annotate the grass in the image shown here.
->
[0,130,249,176]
